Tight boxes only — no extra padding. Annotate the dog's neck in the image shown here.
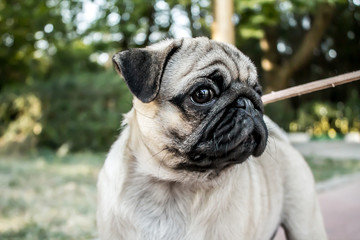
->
[124,108,241,186]
[103,108,262,239]
[120,136,243,239]
[122,108,247,196]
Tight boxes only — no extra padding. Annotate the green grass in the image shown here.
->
[0,151,105,240]
[1,151,360,239]
[305,157,360,182]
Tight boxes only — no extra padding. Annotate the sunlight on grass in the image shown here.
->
[0,151,104,240]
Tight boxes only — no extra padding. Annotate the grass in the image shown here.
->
[305,157,360,182]
[1,151,360,239]
[0,150,104,240]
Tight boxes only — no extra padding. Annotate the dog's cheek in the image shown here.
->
[133,100,165,145]
[133,99,158,118]
[159,104,194,137]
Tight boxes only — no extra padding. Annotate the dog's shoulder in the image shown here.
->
[263,116,317,204]
[263,115,315,190]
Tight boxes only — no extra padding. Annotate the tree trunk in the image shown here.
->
[211,0,235,45]
[262,3,336,93]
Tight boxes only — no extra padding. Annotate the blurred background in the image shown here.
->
[0,0,359,239]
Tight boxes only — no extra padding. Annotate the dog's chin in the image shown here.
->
[176,140,257,173]
[176,108,268,174]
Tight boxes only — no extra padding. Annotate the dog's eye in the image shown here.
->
[191,87,215,104]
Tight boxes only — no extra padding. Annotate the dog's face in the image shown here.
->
[113,37,268,180]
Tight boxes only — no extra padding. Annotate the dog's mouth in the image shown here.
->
[176,96,268,173]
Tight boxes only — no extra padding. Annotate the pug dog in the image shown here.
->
[97,37,327,240]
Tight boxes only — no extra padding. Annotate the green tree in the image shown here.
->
[232,0,359,93]
[0,0,83,89]
[86,0,212,51]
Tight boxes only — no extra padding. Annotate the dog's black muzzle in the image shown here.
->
[178,95,268,173]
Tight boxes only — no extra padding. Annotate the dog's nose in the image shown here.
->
[235,97,255,114]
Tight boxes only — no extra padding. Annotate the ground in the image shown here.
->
[275,174,360,240]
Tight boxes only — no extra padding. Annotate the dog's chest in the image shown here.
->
[124,181,189,240]
[120,166,283,240]
[122,181,253,240]
[127,189,255,240]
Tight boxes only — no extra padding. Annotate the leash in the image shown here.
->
[262,70,360,104]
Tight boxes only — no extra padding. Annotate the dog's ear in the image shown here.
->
[112,40,183,103]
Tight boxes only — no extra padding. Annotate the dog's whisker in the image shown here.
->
[267,135,280,165]
[149,148,167,160]
[157,152,169,179]
[135,110,156,119]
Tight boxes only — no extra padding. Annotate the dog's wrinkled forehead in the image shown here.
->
[159,37,258,96]
[112,37,258,103]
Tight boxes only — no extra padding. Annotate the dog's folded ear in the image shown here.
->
[112,40,183,103]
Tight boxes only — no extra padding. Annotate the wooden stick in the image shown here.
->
[261,70,360,104]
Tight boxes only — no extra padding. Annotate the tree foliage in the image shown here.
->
[2,0,359,90]
[0,0,86,88]
[1,0,359,151]
[85,0,212,50]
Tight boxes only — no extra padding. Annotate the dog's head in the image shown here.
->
[113,37,268,180]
